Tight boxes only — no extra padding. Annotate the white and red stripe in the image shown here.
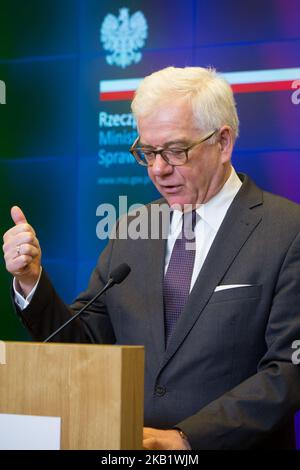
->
[99,67,300,101]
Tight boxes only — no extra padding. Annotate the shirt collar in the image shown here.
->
[197,166,242,231]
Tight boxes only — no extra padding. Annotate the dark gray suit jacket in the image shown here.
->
[16,174,300,449]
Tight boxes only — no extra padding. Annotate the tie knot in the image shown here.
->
[182,210,197,232]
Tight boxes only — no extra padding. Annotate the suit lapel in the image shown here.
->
[142,201,169,363]
[159,174,264,370]
[144,237,167,362]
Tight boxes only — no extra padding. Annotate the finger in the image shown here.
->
[143,428,164,442]
[3,232,39,256]
[14,231,39,248]
[143,438,157,450]
[143,437,173,451]
[143,427,157,438]
[6,254,33,274]
[3,223,36,243]
[11,206,28,226]
[4,244,40,263]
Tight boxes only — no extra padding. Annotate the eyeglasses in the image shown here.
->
[129,129,218,167]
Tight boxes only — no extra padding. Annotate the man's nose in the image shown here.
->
[150,154,173,176]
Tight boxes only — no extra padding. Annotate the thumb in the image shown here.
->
[11,206,28,225]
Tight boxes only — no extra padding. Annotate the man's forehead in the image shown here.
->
[136,101,203,146]
[137,123,203,147]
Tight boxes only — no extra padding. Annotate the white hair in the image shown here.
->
[131,66,239,140]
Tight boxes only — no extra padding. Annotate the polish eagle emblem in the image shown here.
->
[100,8,148,69]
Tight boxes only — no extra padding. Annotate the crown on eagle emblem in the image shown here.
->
[100,8,148,69]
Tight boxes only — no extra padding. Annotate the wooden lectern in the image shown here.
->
[0,342,144,449]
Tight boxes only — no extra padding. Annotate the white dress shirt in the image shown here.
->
[13,268,42,310]
[14,167,242,309]
[164,167,242,291]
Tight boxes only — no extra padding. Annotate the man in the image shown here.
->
[3,67,300,449]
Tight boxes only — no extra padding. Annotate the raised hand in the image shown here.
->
[3,206,42,297]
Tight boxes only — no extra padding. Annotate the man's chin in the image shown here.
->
[155,185,194,208]
[164,195,191,210]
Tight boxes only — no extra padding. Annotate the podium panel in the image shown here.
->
[0,342,144,449]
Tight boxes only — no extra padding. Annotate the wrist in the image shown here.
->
[174,428,192,450]
[16,267,41,298]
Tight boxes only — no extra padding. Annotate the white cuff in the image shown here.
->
[13,267,43,310]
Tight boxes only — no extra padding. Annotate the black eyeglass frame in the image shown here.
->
[129,129,218,167]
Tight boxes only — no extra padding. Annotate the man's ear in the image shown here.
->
[219,126,234,163]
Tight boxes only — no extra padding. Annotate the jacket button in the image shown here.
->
[155,385,166,396]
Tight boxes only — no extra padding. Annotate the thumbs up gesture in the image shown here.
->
[2,206,42,297]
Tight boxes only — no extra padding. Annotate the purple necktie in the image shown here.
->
[163,210,197,346]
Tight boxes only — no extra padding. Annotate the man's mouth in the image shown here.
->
[160,185,182,193]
